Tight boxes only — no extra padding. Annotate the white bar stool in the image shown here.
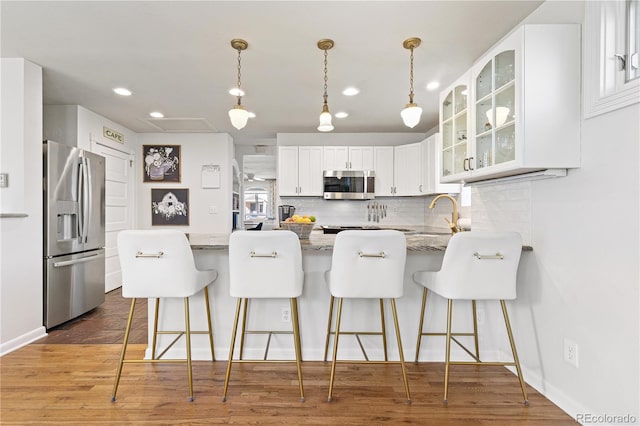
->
[412,231,528,404]
[223,230,304,401]
[112,229,217,402]
[324,230,411,403]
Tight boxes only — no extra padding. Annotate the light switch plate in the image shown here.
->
[0,173,8,188]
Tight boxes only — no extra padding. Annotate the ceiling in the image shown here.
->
[1,1,544,146]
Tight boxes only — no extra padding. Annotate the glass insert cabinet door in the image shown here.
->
[474,49,516,170]
[441,83,469,178]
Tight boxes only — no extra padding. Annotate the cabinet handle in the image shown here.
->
[463,158,469,171]
[469,156,475,171]
[419,184,422,192]
[346,161,349,169]
[349,161,352,169]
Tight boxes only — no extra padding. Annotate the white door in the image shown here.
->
[91,142,134,293]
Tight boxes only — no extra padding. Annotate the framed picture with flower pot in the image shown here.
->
[151,188,189,226]
[143,145,181,182]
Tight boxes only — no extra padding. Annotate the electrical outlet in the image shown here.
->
[281,308,290,322]
[0,173,8,188]
[564,338,579,368]
[208,206,217,214]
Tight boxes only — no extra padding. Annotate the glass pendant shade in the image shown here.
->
[229,104,249,130]
[401,103,423,128]
[318,104,334,132]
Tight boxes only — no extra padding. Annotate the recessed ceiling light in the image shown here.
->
[149,112,164,118]
[335,112,349,118]
[426,81,440,91]
[248,112,256,118]
[113,87,132,96]
[229,88,245,96]
[342,87,359,96]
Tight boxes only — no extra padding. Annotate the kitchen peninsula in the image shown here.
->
[145,229,530,363]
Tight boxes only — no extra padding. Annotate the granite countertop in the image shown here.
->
[188,227,452,252]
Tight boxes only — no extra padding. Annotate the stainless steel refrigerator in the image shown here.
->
[43,140,106,329]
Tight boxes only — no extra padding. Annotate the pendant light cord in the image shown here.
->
[408,47,415,104]
[236,48,243,106]
[323,48,329,105]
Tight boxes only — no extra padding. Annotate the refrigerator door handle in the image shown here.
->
[84,156,93,244]
[53,252,103,268]
[78,156,90,243]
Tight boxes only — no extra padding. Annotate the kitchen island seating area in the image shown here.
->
[324,230,411,403]
[112,230,217,402]
[117,229,532,405]
[412,231,528,404]
[223,230,305,402]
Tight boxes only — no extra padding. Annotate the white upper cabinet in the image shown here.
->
[421,134,460,195]
[441,24,581,183]
[278,146,323,196]
[323,146,373,170]
[373,146,394,196]
[439,73,472,182]
[348,146,374,170]
[394,142,422,196]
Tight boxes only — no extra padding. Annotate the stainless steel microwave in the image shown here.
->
[323,170,375,200]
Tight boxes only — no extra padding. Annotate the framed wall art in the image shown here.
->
[143,145,181,182]
[151,188,189,226]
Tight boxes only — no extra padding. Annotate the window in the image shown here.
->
[627,0,640,81]
[584,0,640,118]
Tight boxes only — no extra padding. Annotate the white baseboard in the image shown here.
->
[0,326,47,356]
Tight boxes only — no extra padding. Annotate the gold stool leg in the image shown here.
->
[203,287,215,361]
[379,299,388,361]
[151,298,160,360]
[391,299,411,403]
[239,298,249,360]
[323,295,335,362]
[111,298,137,402]
[222,298,243,402]
[443,299,453,404]
[471,299,480,360]
[327,297,344,402]
[290,297,305,402]
[500,300,529,405]
[415,287,428,362]
[184,297,194,402]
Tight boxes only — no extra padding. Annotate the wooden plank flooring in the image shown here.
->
[0,289,575,424]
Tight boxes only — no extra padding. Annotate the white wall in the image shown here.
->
[0,59,46,354]
[136,133,234,234]
[467,1,640,420]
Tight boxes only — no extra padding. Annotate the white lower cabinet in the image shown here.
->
[277,146,323,196]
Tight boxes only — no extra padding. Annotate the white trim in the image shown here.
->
[584,0,640,119]
[0,327,47,356]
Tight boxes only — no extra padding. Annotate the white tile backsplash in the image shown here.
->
[279,195,469,232]
[469,181,531,245]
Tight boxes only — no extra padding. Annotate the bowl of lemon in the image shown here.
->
[280,214,316,239]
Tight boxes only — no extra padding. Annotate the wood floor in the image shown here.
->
[0,289,575,425]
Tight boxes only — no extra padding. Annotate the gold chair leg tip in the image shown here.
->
[443,399,448,405]
[300,397,305,402]
[189,396,194,402]
[327,396,333,402]
[222,396,227,402]
[111,396,116,402]
[524,399,530,406]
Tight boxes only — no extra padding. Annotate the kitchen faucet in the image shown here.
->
[429,194,460,234]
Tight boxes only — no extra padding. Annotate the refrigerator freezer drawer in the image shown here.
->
[44,250,106,329]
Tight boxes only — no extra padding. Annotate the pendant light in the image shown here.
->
[317,39,334,132]
[401,37,423,128]
[229,39,249,130]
